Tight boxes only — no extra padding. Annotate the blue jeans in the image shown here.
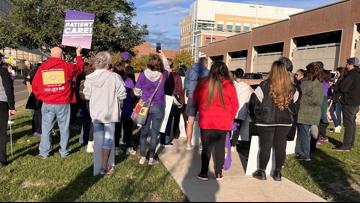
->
[330,102,342,127]
[93,123,115,150]
[140,105,165,158]
[296,124,311,159]
[39,104,71,157]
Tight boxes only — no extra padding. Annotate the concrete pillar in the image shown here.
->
[284,38,296,60]
[247,47,256,73]
[350,24,360,57]
[339,21,356,66]
[224,53,230,66]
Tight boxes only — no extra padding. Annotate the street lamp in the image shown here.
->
[249,4,263,27]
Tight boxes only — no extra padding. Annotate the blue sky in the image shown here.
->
[132,0,338,50]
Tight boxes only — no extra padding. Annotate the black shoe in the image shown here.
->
[197,173,209,181]
[296,154,311,161]
[333,146,351,152]
[216,173,224,181]
[271,170,282,181]
[252,169,266,180]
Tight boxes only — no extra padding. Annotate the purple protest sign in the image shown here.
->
[61,10,95,49]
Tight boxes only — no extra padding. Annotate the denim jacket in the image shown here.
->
[184,63,209,99]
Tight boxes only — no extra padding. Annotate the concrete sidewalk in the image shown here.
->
[158,139,326,202]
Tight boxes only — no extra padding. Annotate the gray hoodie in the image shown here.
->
[84,69,127,123]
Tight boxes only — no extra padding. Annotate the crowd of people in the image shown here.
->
[0,47,359,182]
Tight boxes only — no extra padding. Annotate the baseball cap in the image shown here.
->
[346,57,359,67]
[121,52,132,61]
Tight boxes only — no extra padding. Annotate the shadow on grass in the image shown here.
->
[328,136,343,148]
[300,149,360,202]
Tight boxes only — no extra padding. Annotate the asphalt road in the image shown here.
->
[14,79,29,108]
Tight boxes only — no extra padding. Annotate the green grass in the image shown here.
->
[0,107,185,202]
[282,124,360,202]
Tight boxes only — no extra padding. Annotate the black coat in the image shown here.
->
[339,68,360,106]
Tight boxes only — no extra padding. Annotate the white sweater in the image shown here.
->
[84,69,127,123]
[234,81,253,120]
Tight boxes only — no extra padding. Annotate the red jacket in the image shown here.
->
[32,56,84,104]
[193,79,239,131]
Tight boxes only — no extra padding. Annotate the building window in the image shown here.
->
[227,25,233,32]
[217,24,223,31]
[243,25,250,32]
[235,25,241,32]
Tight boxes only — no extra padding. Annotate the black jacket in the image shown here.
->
[0,67,15,110]
[339,68,360,106]
[249,80,300,126]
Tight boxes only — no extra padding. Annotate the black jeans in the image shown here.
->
[79,101,92,145]
[115,118,134,148]
[231,119,243,146]
[342,105,359,148]
[0,101,9,164]
[200,129,227,174]
[173,104,187,139]
[257,126,291,171]
[32,107,42,134]
[160,104,177,145]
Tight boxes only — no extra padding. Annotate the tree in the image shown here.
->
[131,55,150,73]
[172,51,193,71]
[0,0,148,54]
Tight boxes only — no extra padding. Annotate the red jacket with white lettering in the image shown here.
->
[32,56,84,104]
[193,78,239,131]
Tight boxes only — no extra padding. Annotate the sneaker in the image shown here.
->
[231,146,237,152]
[322,136,329,142]
[252,169,266,180]
[86,141,94,153]
[271,170,282,181]
[139,157,147,165]
[164,143,174,148]
[316,139,325,145]
[115,147,123,156]
[297,155,311,161]
[149,158,159,165]
[186,144,193,151]
[334,126,342,133]
[197,173,209,181]
[100,168,113,175]
[32,132,41,137]
[216,173,224,181]
[7,120,14,125]
[126,147,136,156]
[333,146,351,152]
[38,155,47,160]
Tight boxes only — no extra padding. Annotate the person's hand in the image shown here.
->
[76,46,82,57]
[9,110,16,116]
[157,50,166,58]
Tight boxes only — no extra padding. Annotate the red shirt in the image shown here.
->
[193,79,239,131]
[32,56,84,104]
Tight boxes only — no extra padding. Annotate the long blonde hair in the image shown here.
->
[268,61,294,111]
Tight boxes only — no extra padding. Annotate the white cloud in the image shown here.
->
[141,0,189,8]
[149,7,188,16]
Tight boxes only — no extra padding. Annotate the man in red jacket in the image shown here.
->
[33,46,84,159]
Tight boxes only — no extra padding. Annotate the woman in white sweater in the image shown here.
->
[84,52,127,175]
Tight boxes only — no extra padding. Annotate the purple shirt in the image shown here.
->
[121,78,135,118]
[135,71,169,106]
[323,82,331,97]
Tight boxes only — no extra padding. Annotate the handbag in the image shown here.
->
[131,75,163,125]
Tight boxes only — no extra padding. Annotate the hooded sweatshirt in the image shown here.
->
[84,69,127,123]
[32,56,84,104]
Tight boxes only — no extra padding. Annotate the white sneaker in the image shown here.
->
[8,120,14,125]
[115,147,123,156]
[126,147,136,155]
[231,146,237,152]
[86,141,94,153]
[139,157,147,165]
[335,126,342,133]
[186,144,193,151]
[149,158,159,165]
